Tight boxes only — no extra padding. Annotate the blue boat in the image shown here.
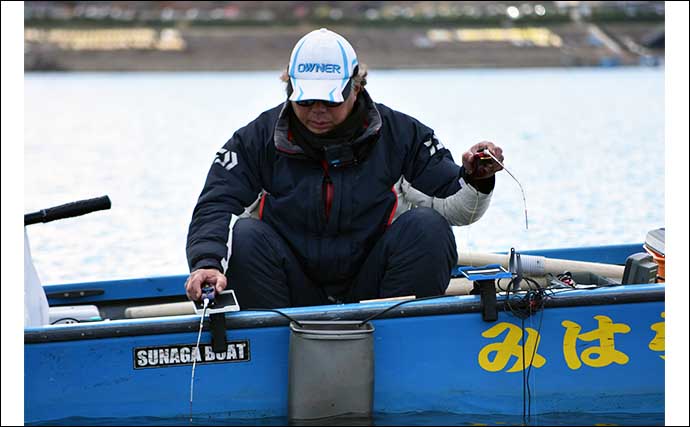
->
[24,243,665,424]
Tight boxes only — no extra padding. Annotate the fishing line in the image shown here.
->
[462,148,531,423]
[189,298,209,424]
[525,294,546,425]
[527,305,545,426]
[504,280,551,425]
[464,184,481,258]
[482,148,529,230]
[521,317,527,425]
[462,146,529,268]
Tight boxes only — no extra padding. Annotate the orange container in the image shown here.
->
[644,244,665,282]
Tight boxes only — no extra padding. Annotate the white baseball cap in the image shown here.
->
[288,28,358,103]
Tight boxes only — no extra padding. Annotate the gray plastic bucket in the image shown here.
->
[288,320,375,420]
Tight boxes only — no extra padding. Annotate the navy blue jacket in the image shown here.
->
[186,90,468,285]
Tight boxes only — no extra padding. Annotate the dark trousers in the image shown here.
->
[227,207,458,309]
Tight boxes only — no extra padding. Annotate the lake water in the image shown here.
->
[24,67,664,286]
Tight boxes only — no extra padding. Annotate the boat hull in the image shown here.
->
[24,244,665,423]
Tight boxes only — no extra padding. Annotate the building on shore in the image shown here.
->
[24,1,665,71]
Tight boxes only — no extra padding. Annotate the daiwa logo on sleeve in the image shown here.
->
[133,341,250,369]
[214,148,238,171]
[297,63,342,73]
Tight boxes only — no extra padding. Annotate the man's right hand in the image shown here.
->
[461,141,504,180]
[185,268,227,301]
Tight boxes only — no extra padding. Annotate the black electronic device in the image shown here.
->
[193,287,240,353]
[193,289,240,315]
[461,264,510,322]
[621,253,658,285]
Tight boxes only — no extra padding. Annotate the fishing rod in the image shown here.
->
[25,195,111,225]
[189,285,241,423]
[478,148,529,230]
[190,286,213,423]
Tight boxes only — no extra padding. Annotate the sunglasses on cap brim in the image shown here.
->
[295,99,344,108]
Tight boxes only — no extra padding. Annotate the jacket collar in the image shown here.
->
[273,89,382,157]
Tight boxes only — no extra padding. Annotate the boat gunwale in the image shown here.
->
[25,283,664,344]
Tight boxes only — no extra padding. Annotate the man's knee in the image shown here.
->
[365,208,457,299]
[391,207,457,271]
[231,218,278,263]
[394,207,454,241]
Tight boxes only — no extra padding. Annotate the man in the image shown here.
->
[185,28,503,308]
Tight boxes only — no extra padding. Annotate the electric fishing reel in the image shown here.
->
[458,248,527,322]
[460,264,512,322]
[193,285,240,315]
[193,284,241,353]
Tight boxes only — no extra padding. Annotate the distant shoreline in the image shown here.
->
[24,23,664,72]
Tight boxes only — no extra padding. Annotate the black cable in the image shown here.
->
[504,277,547,320]
[248,294,455,329]
[505,274,624,423]
[527,290,547,420]
[502,277,549,424]
[525,277,541,290]
[244,308,304,328]
[250,275,601,332]
[357,294,454,326]
[506,284,531,319]
[517,285,549,424]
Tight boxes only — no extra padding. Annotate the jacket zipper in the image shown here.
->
[321,160,334,222]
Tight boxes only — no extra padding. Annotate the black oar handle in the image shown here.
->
[24,195,111,226]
